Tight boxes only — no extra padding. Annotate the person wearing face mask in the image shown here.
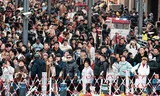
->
[14,60,28,81]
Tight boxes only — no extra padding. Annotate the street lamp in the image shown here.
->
[138,0,143,35]
[23,0,29,46]
[48,0,51,15]
[88,0,92,27]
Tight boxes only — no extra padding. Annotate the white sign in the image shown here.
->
[110,29,130,39]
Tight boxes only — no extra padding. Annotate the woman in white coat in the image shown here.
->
[131,57,150,92]
[1,60,14,82]
[82,58,94,93]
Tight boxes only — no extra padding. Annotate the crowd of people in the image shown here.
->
[0,0,160,95]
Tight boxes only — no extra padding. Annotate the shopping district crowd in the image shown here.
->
[0,0,160,95]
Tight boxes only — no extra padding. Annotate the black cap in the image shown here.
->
[55,53,61,57]
[123,49,128,52]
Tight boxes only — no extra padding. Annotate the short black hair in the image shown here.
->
[84,58,91,66]
[11,49,17,56]
[54,41,59,45]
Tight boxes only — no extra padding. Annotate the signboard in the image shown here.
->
[105,17,130,39]
[110,29,129,39]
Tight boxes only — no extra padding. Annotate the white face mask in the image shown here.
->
[148,54,152,60]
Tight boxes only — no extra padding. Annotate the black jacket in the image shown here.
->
[114,44,126,55]
[148,60,159,78]
[52,48,63,56]
[94,58,101,77]
[76,57,85,73]
[134,52,148,64]
[153,54,160,64]
[31,59,46,79]
[63,59,78,78]
[100,61,109,78]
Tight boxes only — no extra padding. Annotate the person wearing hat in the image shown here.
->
[30,53,46,79]
[131,57,150,94]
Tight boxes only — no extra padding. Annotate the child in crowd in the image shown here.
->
[82,58,94,94]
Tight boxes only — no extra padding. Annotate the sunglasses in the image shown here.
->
[67,56,72,58]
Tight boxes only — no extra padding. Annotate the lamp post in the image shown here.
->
[23,0,29,46]
[138,0,143,35]
[88,0,92,27]
[48,0,51,15]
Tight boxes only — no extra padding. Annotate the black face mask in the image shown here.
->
[19,66,24,70]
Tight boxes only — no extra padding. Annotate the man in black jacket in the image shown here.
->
[52,42,63,56]
[114,38,126,55]
[63,54,78,78]
[94,50,101,77]
[134,47,148,64]
[76,50,87,77]
[153,48,160,75]
[31,53,46,80]
[99,54,109,78]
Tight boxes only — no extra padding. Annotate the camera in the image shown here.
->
[22,12,32,17]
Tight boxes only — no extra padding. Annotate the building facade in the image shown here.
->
[107,0,160,21]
